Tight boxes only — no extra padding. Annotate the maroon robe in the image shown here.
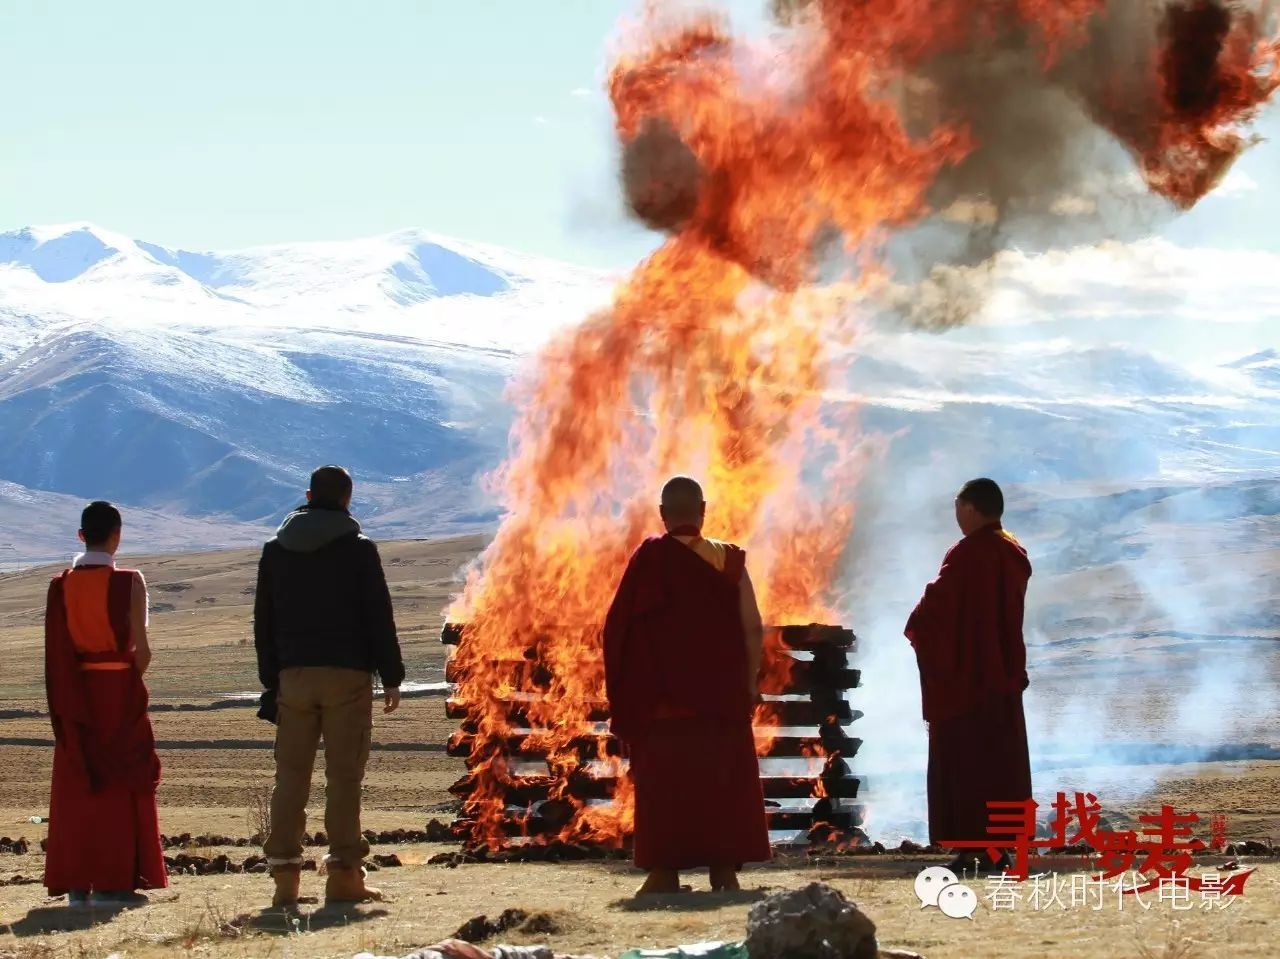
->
[905,522,1033,846]
[604,533,771,870]
[44,568,167,895]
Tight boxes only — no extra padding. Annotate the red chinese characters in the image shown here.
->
[942,792,1254,898]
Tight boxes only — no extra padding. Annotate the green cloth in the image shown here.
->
[619,944,748,959]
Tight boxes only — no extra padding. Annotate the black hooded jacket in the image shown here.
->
[253,505,404,690]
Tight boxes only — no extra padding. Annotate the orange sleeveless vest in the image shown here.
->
[60,567,135,670]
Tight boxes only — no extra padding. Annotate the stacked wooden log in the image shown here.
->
[442,622,866,847]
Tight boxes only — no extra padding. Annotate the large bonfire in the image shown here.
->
[445,0,1280,848]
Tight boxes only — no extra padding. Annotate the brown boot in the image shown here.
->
[324,863,383,904]
[271,864,301,909]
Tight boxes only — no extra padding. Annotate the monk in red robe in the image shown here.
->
[43,501,167,906]
[603,476,771,896]
[905,478,1033,873]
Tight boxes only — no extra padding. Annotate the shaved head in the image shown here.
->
[954,476,1004,535]
[957,477,1003,518]
[660,475,706,531]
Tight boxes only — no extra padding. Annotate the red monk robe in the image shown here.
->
[603,530,771,874]
[43,561,167,896]
[905,521,1033,849]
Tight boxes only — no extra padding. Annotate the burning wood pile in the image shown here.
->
[442,621,866,850]
[435,0,1280,861]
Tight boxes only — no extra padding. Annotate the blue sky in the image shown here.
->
[2,0,1278,268]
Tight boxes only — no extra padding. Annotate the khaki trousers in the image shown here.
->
[264,667,372,867]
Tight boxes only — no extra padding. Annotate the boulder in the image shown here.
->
[745,883,878,959]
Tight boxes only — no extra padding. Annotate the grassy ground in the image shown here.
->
[0,852,1275,958]
[0,537,1276,958]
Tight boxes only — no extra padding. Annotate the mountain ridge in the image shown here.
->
[2,222,1279,563]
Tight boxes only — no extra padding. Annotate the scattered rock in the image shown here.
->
[745,882,879,959]
[1224,840,1275,856]
[161,832,245,850]
[1,875,39,887]
[1047,844,1093,855]
[425,819,453,842]
[372,853,403,868]
[0,838,29,855]
[454,908,528,943]
[162,828,434,850]
[428,840,625,867]
[160,853,314,877]
[518,912,561,936]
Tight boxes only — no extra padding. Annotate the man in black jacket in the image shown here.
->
[254,465,404,908]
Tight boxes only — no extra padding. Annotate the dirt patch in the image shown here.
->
[0,534,1278,958]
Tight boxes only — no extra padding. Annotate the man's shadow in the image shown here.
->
[5,902,390,940]
[5,902,132,936]
[236,902,390,934]
[613,888,769,912]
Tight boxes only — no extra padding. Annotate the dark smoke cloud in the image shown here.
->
[616,2,1276,325]
[621,117,705,233]
[803,0,1277,328]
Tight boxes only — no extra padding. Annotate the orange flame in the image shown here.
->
[444,0,1279,848]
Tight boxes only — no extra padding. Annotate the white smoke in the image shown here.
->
[837,317,1280,842]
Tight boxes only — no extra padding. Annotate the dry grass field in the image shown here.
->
[0,535,1275,958]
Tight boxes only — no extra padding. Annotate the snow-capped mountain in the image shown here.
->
[0,223,612,561]
[2,222,1279,565]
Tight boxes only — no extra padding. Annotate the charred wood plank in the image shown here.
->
[755,700,860,726]
[448,772,864,802]
[445,659,555,690]
[443,622,856,651]
[765,775,862,799]
[447,730,861,761]
[446,731,622,761]
[451,806,865,837]
[762,731,862,758]
[444,661,861,695]
[775,625,856,650]
[761,663,860,695]
[766,809,863,831]
[447,699,612,726]
[446,697,861,728]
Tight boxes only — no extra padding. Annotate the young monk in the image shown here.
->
[905,478,1033,873]
[43,501,166,906]
[603,476,771,896]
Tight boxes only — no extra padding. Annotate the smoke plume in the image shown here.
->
[620,0,1280,327]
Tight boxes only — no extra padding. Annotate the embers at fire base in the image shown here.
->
[442,621,868,851]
